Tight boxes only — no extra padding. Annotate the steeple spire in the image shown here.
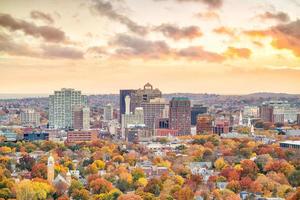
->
[239,110,243,126]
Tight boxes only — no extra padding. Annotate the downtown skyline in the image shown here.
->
[0,0,300,94]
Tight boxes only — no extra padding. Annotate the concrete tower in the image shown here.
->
[125,95,131,115]
[47,153,55,184]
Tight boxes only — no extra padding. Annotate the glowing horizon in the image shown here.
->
[0,0,300,94]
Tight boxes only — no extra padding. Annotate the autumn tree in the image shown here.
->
[31,163,47,179]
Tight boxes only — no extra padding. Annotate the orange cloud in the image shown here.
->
[213,26,235,37]
[223,47,252,59]
[244,20,300,57]
[196,11,220,20]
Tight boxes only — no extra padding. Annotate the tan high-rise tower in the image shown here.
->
[47,153,55,184]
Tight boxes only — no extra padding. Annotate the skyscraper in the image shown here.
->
[141,98,169,129]
[130,83,162,111]
[259,104,274,123]
[73,106,90,130]
[119,89,137,118]
[191,104,208,125]
[49,88,87,129]
[104,104,113,121]
[169,97,191,135]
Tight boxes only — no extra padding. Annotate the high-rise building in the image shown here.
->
[73,106,90,130]
[20,109,40,127]
[259,104,274,123]
[196,114,213,134]
[130,83,162,111]
[104,104,113,121]
[191,104,207,125]
[119,89,137,119]
[49,88,87,129]
[141,98,169,129]
[169,97,191,135]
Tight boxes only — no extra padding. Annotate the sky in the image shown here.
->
[0,0,300,95]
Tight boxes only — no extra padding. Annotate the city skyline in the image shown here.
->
[1,0,300,94]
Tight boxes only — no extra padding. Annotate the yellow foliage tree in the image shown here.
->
[214,157,227,171]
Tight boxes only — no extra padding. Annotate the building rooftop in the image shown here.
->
[280,140,300,145]
[171,97,190,101]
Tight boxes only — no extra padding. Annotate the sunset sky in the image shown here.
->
[0,0,300,94]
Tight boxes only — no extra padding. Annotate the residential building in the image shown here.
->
[20,109,40,127]
[49,88,87,129]
[169,97,191,135]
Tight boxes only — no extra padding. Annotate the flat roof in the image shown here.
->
[280,140,300,145]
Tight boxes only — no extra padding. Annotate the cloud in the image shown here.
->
[112,34,171,59]
[155,0,223,9]
[41,45,84,59]
[0,33,40,57]
[177,46,225,62]
[258,11,290,23]
[223,47,252,59]
[91,0,147,35]
[87,46,107,55]
[155,24,202,40]
[213,26,235,37]
[0,33,83,59]
[244,20,300,57]
[30,10,54,24]
[196,11,220,20]
[0,13,66,42]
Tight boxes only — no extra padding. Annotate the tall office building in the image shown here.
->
[20,109,41,127]
[119,89,137,118]
[73,106,90,130]
[191,104,208,125]
[259,104,274,123]
[141,98,169,129]
[130,83,162,111]
[104,104,113,121]
[49,88,87,129]
[169,97,191,135]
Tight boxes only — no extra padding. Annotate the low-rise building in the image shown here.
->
[67,130,98,143]
[279,140,300,150]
